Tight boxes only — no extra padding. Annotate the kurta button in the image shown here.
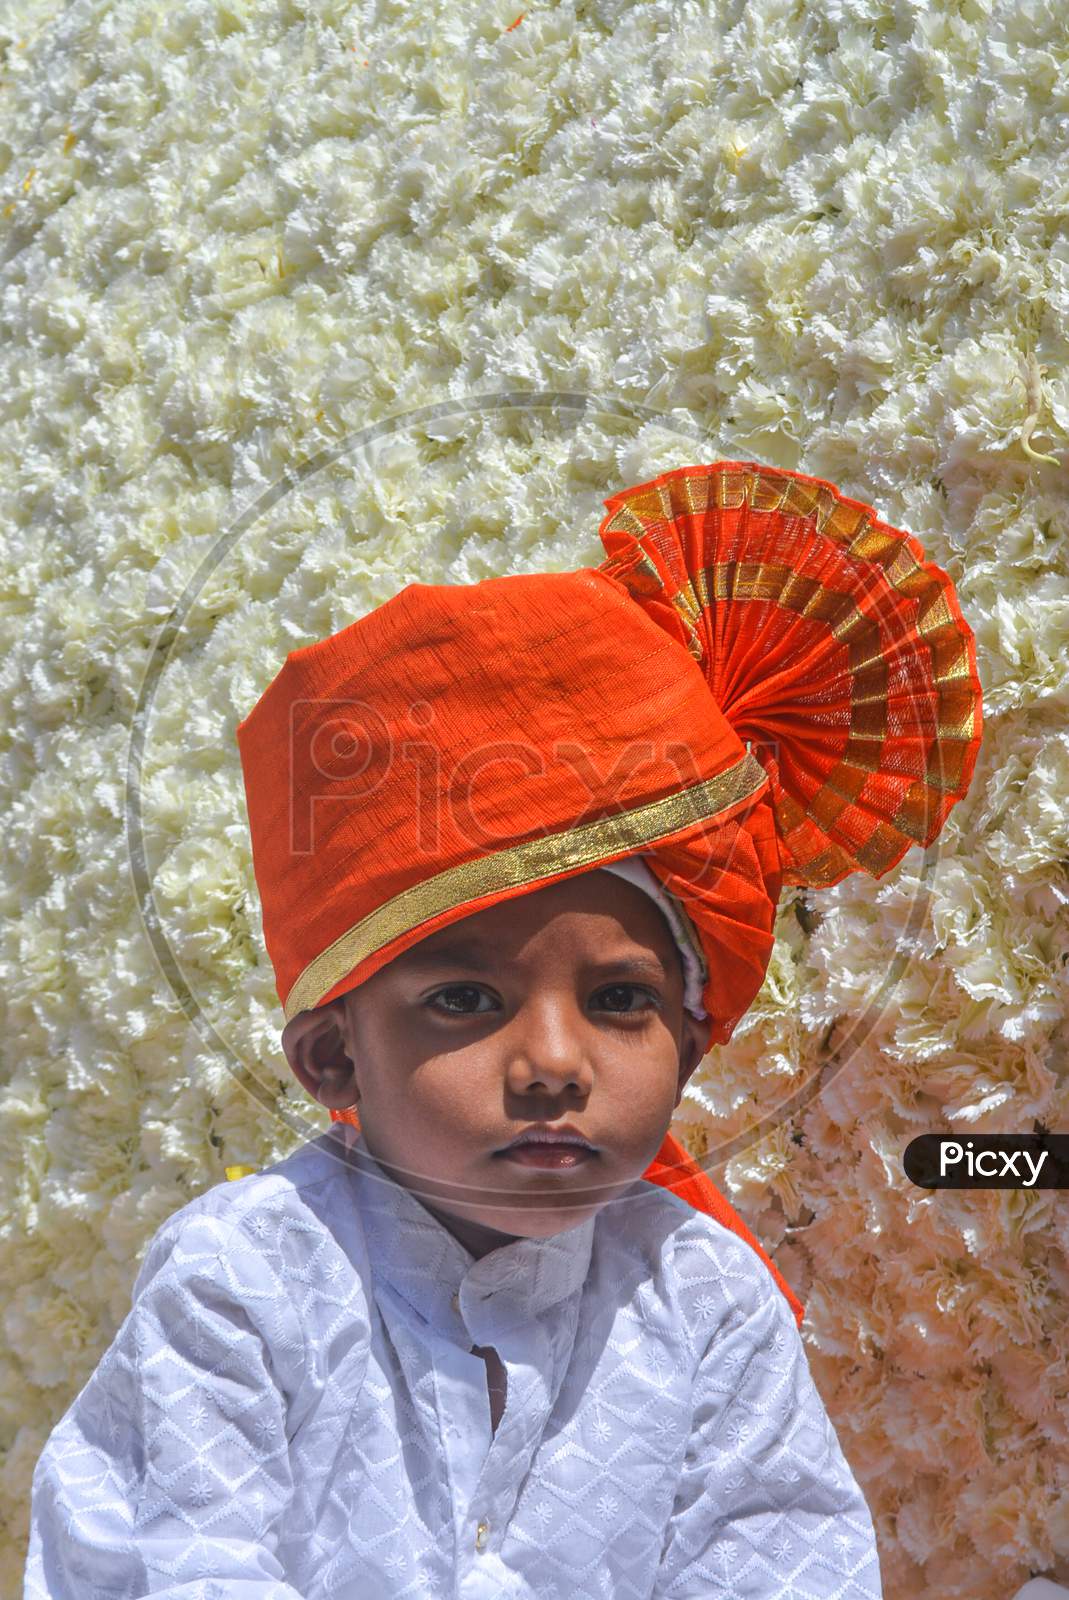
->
[475,1517,490,1551]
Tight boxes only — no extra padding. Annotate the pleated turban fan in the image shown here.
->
[236,461,984,1328]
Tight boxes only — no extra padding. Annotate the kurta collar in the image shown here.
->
[325,1123,595,1338]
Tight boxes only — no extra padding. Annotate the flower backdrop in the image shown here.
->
[1,0,1068,1593]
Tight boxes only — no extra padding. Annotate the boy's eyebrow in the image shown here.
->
[401,938,497,971]
[401,940,670,981]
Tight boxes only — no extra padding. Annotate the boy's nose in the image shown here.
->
[503,996,594,1093]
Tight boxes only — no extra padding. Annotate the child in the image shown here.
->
[25,460,982,1598]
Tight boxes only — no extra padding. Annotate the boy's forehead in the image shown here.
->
[394,870,677,965]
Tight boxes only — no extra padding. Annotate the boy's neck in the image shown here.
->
[412,1192,524,1260]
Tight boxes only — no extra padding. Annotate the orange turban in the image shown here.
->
[236,461,984,1329]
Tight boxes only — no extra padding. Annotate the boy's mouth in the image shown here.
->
[495,1123,598,1169]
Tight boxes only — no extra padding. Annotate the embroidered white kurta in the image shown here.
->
[25,1124,883,1598]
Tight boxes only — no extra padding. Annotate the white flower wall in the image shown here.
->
[1,0,1068,1593]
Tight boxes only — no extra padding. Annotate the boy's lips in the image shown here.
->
[496,1122,598,1153]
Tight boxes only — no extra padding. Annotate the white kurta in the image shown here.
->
[25,1123,883,1598]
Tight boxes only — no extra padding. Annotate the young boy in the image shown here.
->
[25,461,982,1597]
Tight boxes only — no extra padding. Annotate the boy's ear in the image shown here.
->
[280,999,360,1110]
[675,1011,713,1105]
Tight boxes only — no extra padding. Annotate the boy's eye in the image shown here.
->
[427,985,497,1015]
[592,984,660,1014]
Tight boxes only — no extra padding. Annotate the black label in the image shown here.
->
[903,1134,1069,1189]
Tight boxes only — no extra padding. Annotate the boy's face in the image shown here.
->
[282,869,712,1257]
